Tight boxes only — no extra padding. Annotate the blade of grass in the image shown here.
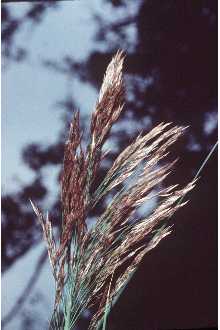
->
[176,140,218,208]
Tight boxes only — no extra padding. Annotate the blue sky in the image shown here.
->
[2,1,100,194]
[2,0,139,195]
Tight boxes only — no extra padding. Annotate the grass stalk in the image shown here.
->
[29,51,214,330]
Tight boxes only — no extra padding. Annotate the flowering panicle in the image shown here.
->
[30,50,196,330]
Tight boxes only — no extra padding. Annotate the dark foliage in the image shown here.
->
[2,2,58,62]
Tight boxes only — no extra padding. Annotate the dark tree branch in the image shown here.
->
[2,249,48,328]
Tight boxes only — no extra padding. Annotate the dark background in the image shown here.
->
[2,1,217,329]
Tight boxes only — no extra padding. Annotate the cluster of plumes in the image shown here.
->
[31,51,196,330]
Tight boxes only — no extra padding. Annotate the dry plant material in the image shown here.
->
[30,51,196,330]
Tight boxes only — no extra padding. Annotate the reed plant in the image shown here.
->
[30,51,197,330]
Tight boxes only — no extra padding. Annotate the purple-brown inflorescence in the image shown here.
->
[30,51,196,329]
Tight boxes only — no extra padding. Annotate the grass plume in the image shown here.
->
[30,50,196,329]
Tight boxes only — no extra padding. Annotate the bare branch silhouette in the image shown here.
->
[2,249,48,329]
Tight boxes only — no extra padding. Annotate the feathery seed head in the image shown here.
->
[30,51,196,329]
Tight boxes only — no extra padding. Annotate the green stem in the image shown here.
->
[194,141,218,179]
[177,141,218,207]
[64,301,71,330]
